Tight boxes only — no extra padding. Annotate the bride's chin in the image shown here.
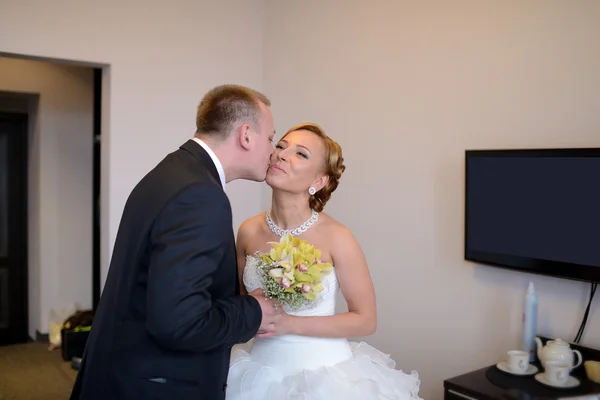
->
[265,176,279,189]
[265,173,283,187]
[266,180,296,195]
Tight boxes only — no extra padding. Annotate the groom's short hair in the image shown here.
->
[195,84,271,139]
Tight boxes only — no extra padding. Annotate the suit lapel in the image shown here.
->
[180,139,241,294]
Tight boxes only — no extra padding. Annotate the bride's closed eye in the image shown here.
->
[275,142,310,159]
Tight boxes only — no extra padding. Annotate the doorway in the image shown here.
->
[0,56,107,342]
[0,112,28,345]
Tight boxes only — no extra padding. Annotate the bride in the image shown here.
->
[226,123,422,399]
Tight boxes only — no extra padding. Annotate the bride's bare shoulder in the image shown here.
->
[237,212,269,245]
[317,212,360,251]
[239,212,266,233]
[318,212,350,235]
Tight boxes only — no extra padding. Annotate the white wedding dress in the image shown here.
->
[226,254,422,400]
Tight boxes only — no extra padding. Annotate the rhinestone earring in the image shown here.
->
[308,187,316,195]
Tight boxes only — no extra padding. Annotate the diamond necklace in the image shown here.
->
[266,209,319,237]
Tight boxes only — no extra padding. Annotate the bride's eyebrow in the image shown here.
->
[279,139,312,154]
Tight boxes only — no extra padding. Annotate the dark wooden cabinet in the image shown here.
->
[444,339,600,400]
[444,364,600,400]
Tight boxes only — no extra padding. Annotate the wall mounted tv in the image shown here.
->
[464,148,600,283]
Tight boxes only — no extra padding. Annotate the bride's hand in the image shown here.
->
[255,311,294,338]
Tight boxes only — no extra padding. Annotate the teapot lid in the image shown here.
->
[548,338,568,346]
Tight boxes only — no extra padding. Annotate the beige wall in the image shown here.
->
[264,1,600,397]
[3,1,600,397]
[0,0,266,289]
[0,57,94,338]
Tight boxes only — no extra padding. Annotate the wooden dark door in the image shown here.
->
[0,112,28,345]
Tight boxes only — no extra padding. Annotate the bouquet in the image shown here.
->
[254,234,332,310]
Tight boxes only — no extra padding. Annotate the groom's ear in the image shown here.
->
[238,124,252,151]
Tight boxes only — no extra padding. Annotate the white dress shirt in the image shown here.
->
[191,137,226,188]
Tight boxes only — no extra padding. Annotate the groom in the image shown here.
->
[70,84,280,400]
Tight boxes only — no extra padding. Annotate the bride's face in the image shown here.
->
[266,129,327,193]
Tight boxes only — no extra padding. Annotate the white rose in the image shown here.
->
[268,268,283,279]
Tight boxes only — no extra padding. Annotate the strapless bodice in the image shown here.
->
[228,256,423,400]
[238,255,351,376]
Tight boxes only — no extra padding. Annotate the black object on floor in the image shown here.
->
[71,356,82,370]
[61,327,90,361]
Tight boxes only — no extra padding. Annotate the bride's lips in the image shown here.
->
[269,164,286,173]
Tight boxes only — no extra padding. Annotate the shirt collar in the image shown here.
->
[191,137,226,188]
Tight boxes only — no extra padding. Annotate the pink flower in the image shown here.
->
[301,284,312,293]
[280,277,293,288]
[297,263,308,272]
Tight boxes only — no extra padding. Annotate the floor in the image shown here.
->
[0,342,77,400]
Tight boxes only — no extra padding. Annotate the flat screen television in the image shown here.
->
[464,148,600,283]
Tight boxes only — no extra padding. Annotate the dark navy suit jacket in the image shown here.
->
[70,140,262,400]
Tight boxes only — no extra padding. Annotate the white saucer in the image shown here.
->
[534,373,580,389]
[496,361,538,376]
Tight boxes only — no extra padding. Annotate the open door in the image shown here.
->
[0,112,28,345]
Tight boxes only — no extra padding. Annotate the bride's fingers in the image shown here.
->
[258,323,276,333]
[257,323,275,333]
[249,288,265,297]
[255,331,276,339]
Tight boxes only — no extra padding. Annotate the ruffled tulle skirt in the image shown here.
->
[226,340,422,400]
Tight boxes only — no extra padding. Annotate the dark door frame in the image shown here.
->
[0,112,29,345]
[92,68,101,310]
[0,51,108,319]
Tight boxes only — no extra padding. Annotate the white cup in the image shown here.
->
[544,360,571,386]
[507,350,529,373]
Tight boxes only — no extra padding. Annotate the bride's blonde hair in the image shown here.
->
[280,123,345,212]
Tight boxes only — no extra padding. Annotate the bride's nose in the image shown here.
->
[276,149,288,161]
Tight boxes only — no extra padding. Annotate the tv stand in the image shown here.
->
[443,337,600,400]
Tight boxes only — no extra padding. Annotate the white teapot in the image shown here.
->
[535,337,583,369]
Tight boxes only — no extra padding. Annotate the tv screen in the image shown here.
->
[465,148,600,283]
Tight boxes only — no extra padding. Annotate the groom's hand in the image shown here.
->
[248,288,281,335]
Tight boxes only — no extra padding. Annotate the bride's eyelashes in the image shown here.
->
[275,143,309,159]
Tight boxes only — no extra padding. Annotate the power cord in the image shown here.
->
[573,282,597,344]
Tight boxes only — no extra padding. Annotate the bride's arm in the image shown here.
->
[258,226,377,338]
